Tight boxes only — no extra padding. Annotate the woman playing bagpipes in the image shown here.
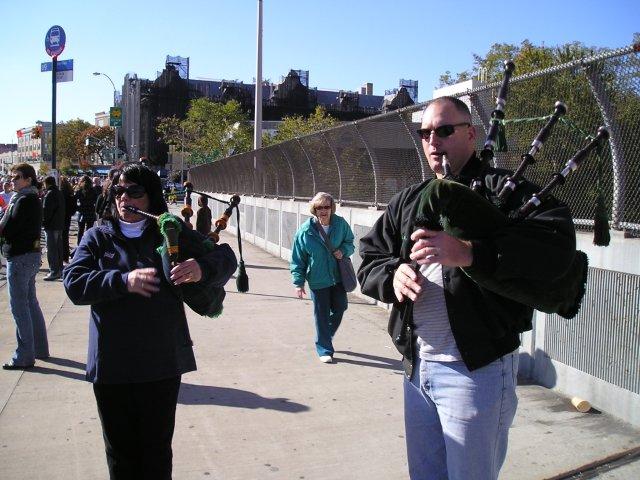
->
[62,163,237,479]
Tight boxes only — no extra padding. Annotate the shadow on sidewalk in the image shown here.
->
[245,264,289,271]
[226,291,303,300]
[26,356,87,382]
[41,356,86,370]
[29,366,86,382]
[178,383,310,412]
[334,351,403,372]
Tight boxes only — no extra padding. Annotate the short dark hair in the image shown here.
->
[11,163,37,186]
[117,163,168,216]
[426,96,472,121]
[44,176,57,187]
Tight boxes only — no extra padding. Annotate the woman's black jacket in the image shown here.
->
[62,218,237,384]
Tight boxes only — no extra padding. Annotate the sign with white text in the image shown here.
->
[41,59,73,72]
[45,25,66,57]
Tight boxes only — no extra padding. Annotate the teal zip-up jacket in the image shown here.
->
[290,214,355,290]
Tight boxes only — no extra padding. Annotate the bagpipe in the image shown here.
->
[124,205,227,317]
[182,182,249,293]
[415,60,610,319]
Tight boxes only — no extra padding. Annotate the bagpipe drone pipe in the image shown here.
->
[182,182,249,293]
[414,60,610,319]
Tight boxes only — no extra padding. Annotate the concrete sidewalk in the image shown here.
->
[0,233,638,480]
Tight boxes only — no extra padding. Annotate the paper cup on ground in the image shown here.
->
[571,397,591,412]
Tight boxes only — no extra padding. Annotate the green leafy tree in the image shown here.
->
[56,119,92,164]
[264,106,339,146]
[79,125,116,163]
[156,99,253,166]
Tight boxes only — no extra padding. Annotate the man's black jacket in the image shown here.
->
[357,154,577,375]
[43,185,65,230]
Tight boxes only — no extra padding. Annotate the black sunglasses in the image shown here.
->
[114,185,146,199]
[416,122,470,140]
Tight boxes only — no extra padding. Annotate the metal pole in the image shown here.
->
[51,56,57,170]
[253,0,263,164]
[93,72,119,162]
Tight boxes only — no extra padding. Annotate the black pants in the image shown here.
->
[62,217,72,262]
[93,376,181,480]
[77,219,95,245]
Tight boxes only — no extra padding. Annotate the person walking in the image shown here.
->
[0,163,49,370]
[75,175,98,244]
[42,176,65,280]
[195,195,212,236]
[290,192,355,363]
[60,176,76,263]
[0,181,14,205]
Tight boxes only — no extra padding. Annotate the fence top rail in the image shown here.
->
[190,43,638,168]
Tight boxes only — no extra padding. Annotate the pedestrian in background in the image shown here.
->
[92,176,102,197]
[42,176,65,281]
[60,176,76,263]
[0,181,14,205]
[290,192,354,363]
[195,195,212,236]
[75,175,97,244]
[0,163,49,370]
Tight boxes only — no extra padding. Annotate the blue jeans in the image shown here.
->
[404,352,519,480]
[6,252,49,365]
[309,284,348,357]
[45,229,63,276]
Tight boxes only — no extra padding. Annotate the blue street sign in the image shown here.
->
[41,59,73,72]
[45,25,66,57]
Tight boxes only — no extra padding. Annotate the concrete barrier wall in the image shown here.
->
[206,193,640,427]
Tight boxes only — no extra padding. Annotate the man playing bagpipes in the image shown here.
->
[357,96,583,480]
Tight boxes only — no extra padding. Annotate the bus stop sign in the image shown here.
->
[45,25,66,57]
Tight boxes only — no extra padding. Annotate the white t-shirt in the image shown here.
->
[412,263,462,362]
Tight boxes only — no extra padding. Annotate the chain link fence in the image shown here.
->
[190,44,640,233]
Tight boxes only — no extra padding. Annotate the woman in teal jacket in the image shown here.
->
[290,192,355,363]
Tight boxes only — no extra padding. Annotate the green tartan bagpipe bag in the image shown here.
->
[414,179,588,319]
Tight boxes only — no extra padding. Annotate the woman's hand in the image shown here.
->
[295,286,306,299]
[333,250,344,260]
[127,268,161,297]
[170,258,202,285]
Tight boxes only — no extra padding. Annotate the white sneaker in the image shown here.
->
[319,355,333,364]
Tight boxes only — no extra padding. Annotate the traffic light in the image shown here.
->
[31,125,42,139]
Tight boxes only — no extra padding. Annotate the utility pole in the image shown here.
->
[93,72,119,160]
[253,0,263,168]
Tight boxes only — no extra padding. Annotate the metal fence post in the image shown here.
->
[277,144,296,199]
[321,132,343,202]
[583,63,626,228]
[296,138,316,195]
[353,123,379,206]
[398,110,427,182]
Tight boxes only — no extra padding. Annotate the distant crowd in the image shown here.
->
[0,172,113,279]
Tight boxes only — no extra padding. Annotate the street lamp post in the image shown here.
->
[93,72,119,160]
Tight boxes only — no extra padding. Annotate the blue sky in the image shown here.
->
[1,0,638,144]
